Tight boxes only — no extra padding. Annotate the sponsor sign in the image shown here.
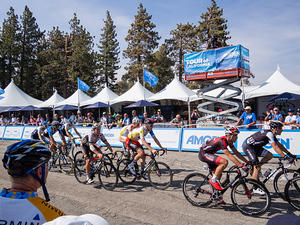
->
[0,126,5,138]
[3,126,24,140]
[22,126,38,139]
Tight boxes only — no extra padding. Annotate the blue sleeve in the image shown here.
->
[149,130,155,137]
[252,113,257,121]
[47,127,53,137]
[279,114,283,119]
[240,112,245,119]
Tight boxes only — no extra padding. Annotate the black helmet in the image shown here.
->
[52,120,60,127]
[3,139,51,177]
[144,118,154,125]
[269,120,283,129]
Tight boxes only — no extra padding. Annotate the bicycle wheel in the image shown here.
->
[274,169,300,200]
[148,161,173,190]
[231,178,270,216]
[182,173,212,207]
[71,144,81,159]
[98,162,118,191]
[59,154,74,175]
[284,176,300,210]
[117,159,137,184]
[48,154,59,171]
[74,151,88,184]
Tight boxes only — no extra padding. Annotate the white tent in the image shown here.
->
[37,89,65,108]
[244,65,300,99]
[110,81,154,104]
[81,85,118,106]
[56,89,91,107]
[0,79,42,109]
[149,77,195,125]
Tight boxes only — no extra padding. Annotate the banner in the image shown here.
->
[3,126,24,140]
[144,69,159,87]
[184,45,250,75]
[0,88,4,95]
[78,78,90,92]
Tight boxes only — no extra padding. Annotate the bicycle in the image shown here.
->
[284,170,300,210]
[69,136,82,159]
[117,149,173,190]
[48,144,74,175]
[73,150,118,191]
[228,158,299,200]
[182,165,271,216]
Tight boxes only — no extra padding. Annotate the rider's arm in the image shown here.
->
[59,133,67,146]
[230,146,249,164]
[141,137,156,154]
[102,140,113,152]
[271,142,286,157]
[152,136,165,150]
[223,148,243,167]
[74,127,82,138]
[275,142,294,156]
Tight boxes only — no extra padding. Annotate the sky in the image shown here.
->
[1,0,300,86]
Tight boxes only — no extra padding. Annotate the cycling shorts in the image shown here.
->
[198,148,223,170]
[242,142,269,165]
[81,144,101,157]
[31,132,39,140]
[125,137,141,152]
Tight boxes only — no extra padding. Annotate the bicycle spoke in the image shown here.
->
[285,177,300,210]
[148,162,173,190]
[98,163,118,191]
[74,151,88,184]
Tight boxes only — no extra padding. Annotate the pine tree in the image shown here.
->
[123,3,160,82]
[165,23,199,82]
[198,0,230,50]
[0,7,20,87]
[68,13,97,96]
[19,5,44,96]
[97,10,120,91]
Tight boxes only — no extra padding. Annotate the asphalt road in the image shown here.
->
[0,139,299,225]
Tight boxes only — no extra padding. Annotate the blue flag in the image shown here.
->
[78,78,90,92]
[144,69,159,87]
[0,88,4,95]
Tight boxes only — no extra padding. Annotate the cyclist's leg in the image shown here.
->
[81,144,91,177]
[242,143,261,180]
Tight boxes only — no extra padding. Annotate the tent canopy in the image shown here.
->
[53,105,78,111]
[149,77,195,102]
[56,89,91,107]
[244,65,300,99]
[81,85,118,106]
[38,89,65,108]
[83,102,111,109]
[111,81,154,104]
[124,100,158,108]
[0,79,42,107]
[267,92,300,102]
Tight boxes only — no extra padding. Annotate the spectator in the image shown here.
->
[0,115,4,125]
[264,106,274,121]
[45,113,51,124]
[142,112,149,123]
[76,111,83,124]
[10,113,17,125]
[170,114,185,128]
[191,109,201,124]
[69,112,76,122]
[53,114,60,122]
[115,114,123,127]
[122,113,130,126]
[107,113,115,128]
[100,112,108,128]
[152,109,164,123]
[296,108,300,129]
[36,114,44,126]
[131,110,139,121]
[29,115,37,126]
[3,116,9,125]
[60,115,68,124]
[235,106,256,129]
[20,115,28,125]
[86,112,94,124]
[271,107,284,122]
[284,108,297,126]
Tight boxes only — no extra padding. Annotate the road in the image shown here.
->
[0,140,299,225]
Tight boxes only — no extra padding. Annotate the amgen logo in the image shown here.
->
[186,135,218,145]
[265,138,290,150]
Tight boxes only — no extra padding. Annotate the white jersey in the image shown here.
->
[284,115,297,123]
[0,188,65,224]
[119,125,135,142]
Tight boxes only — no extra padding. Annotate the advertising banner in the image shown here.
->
[4,126,24,140]
[22,126,38,139]
[184,45,250,75]
[0,126,5,138]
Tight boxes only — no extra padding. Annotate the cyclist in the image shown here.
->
[119,117,141,156]
[81,124,115,184]
[62,118,82,143]
[31,121,49,143]
[126,118,166,179]
[242,120,296,190]
[43,121,67,154]
[1,140,65,223]
[198,126,249,191]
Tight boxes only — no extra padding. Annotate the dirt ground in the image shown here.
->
[0,139,299,225]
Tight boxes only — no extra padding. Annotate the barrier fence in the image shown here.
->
[0,125,299,157]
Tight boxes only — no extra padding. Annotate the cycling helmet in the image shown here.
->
[144,118,154,125]
[42,121,48,127]
[92,123,100,130]
[225,126,240,135]
[132,117,141,124]
[269,120,283,129]
[52,120,60,127]
[2,139,51,201]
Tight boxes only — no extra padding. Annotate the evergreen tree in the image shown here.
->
[165,23,199,82]
[97,10,120,90]
[19,5,44,96]
[123,3,160,82]
[198,0,230,50]
[68,13,97,96]
[0,7,20,87]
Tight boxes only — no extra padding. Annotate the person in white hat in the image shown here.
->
[235,106,257,129]
[44,214,110,225]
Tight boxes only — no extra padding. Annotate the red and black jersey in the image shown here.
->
[200,136,233,154]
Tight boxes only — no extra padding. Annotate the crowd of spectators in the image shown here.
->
[0,106,299,129]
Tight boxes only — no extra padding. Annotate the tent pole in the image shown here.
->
[188,99,191,127]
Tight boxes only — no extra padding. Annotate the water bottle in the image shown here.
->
[264,168,272,178]
[203,165,209,171]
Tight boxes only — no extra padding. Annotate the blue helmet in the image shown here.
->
[42,121,48,127]
[68,117,75,123]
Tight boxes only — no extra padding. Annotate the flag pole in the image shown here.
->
[143,67,146,114]
[77,78,80,114]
